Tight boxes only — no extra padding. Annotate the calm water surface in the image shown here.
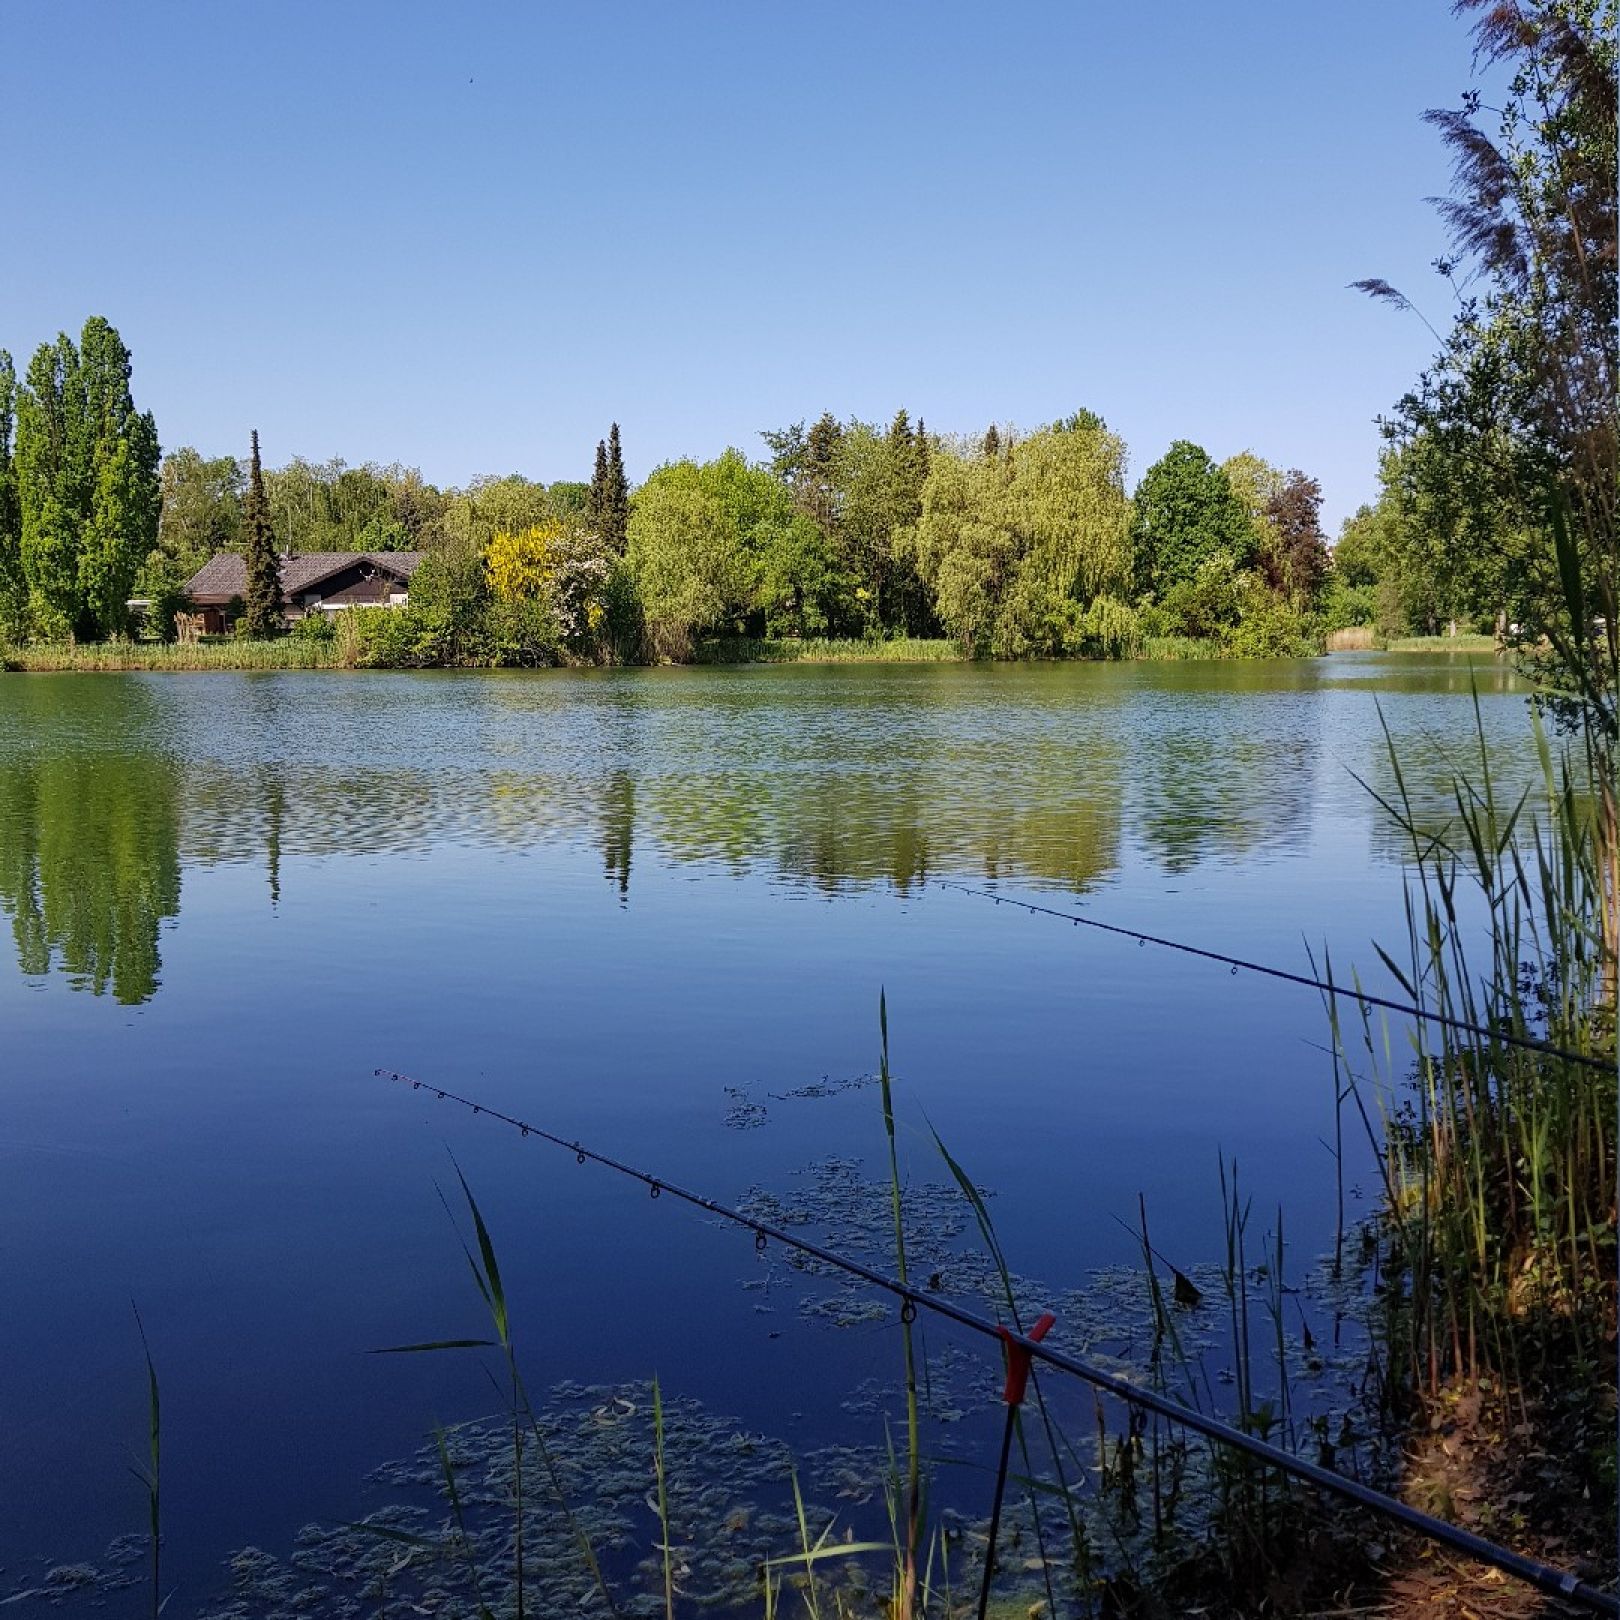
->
[0,656,1531,1601]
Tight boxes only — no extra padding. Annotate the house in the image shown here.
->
[181,551,426,635]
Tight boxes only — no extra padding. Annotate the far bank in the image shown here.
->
[3,630,1508,674]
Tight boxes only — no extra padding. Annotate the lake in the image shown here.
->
[0,654,1533,1611]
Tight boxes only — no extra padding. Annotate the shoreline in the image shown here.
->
[2,633,1505,674]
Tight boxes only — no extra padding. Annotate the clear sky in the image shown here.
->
[1,2,1487,531]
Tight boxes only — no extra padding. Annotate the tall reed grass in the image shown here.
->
[693,637,965,665]
[1325,627,1378,652]
[1327,701,1615,1415]
[1382,634,1502,655]
[1136,635,1226,661]
[2,639,341,671]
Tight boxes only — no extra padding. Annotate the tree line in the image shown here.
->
[0,346,1350,663]
[0,324,1549,665]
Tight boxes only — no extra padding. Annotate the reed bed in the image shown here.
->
[1136,634,1226,660]
[3,638,341,671]
[693,636,965,664]
[1325,627,1378,652]
[1383,634,1501,654]
[1324,704,1616,1421]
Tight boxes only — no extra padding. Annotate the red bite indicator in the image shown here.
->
[996,1310,1056,1407]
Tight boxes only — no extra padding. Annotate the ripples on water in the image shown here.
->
[0,657,1531,1003]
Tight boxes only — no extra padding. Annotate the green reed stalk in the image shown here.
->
[371,1161,616,1616]
[652,1377,675,1620]
[1331,695,1615,1421]
[876,990,922,1620]
[131,1306,161,1620]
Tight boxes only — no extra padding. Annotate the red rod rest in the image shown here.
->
[997,1311,1056,1407]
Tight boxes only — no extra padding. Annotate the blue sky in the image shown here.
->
[2,2,1485,530]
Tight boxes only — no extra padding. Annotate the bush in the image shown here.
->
[486,597,561,667]
[334,606,445,668]
[600,559,645,664]
[1226,589,1322,657]
[1076,595,1141,659]
[1161,552,1244,640]
[1319,578,1377,632]
[143,580,192,644]
[291,611,336,644]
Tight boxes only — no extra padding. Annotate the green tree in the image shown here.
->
[77,317,160,637]
[14,319,158,640]
[407,536,494,665]
[547,479,590,520]
[439,474,552,556]
[242,431,284,637]
[1130,440,1252,600]
[0,352,22,640]
[762,410,843,540]
[753,511,846,635]
[830,412,930,633]
[904,415,1133,655]
[153,448,245,579]
[626,457,753,656]
[17,336,87,638]
[1357,0,1617,727]
[1326,499,1400,634]
[258,457,434,552]
[588,423,631,553]
[625,448,833,654]
[1221,451,1284,584]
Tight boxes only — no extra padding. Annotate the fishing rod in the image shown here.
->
[376,1067,1617,1617]
[931,878,1615,1076]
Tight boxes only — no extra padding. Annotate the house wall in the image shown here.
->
[293,564,411,616]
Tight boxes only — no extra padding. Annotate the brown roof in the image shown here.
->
[186,551,425,604]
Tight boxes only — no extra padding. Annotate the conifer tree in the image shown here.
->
[982,424,1001,460]
[242,430,283,637]
[603,422,630,553]
[588,437,609,528]
[588,424,632,553]
[801,412,843,539]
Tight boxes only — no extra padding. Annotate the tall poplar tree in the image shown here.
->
[16,336,85,637]
[0,352,22,640]
[14,318,158,640]
[242,430,284,637]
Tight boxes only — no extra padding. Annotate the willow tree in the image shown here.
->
[625,457,755,657]
[903,415,1133,656]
